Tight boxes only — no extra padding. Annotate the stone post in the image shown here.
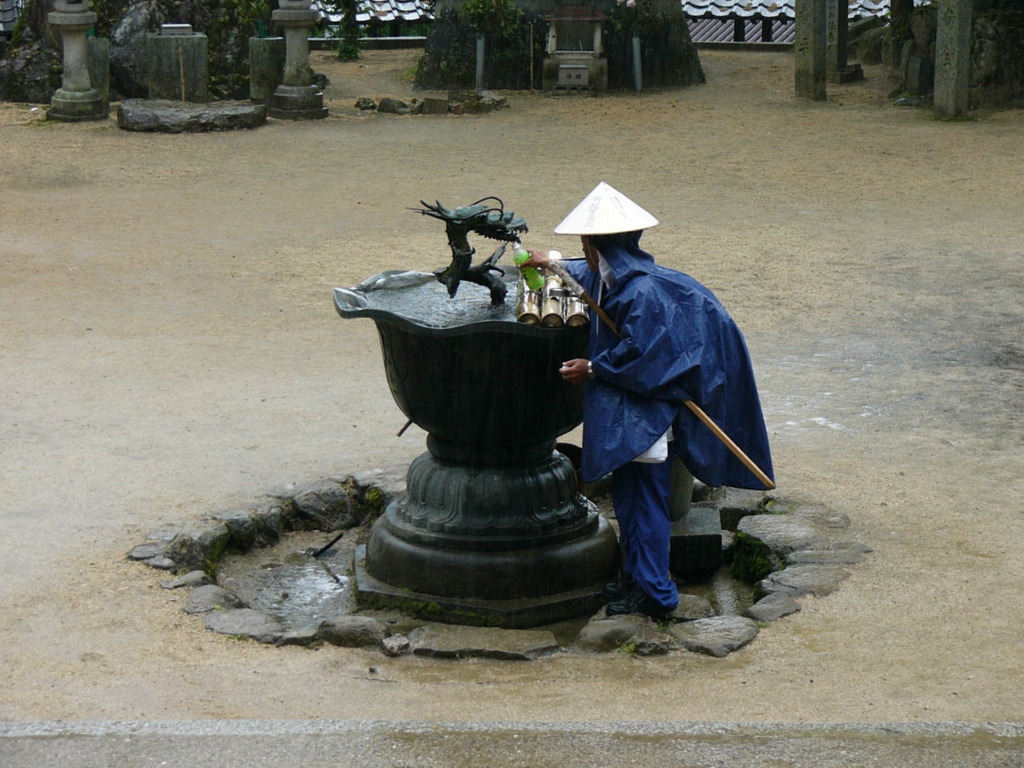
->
[249,36,286,102]
[934,0,973,118]
[47,0,106,121]
[794,0,827,101]
[269,0,328,119]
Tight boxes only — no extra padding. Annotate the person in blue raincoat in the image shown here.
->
[525,182,774,620]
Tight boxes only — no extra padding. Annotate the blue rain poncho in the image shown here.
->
[564,231,774,489]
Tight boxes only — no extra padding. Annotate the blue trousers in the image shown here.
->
[611,459,679,610]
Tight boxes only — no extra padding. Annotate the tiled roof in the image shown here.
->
[683,0,914,19]
[315,0,434,24]
[689,17,796,43]
[1,0,24,32]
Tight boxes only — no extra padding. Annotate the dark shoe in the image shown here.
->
[606,584,676,621]
[601,571,635,603]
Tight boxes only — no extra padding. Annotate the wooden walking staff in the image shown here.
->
[546,259,776,491]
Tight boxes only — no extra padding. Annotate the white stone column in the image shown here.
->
[47,0,106,121]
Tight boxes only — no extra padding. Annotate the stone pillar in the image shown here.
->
[47,0,106,121]
[147,28,208,102]
[794,0,827,100]
[934,0,973,118]
[249,36,286,102]
[269,0,328,119]
[826,0,863,83]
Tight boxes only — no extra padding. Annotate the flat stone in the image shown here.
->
[319,616,389,648]
[117,99,267,133]
[737,514,827,556]
[669,615,760,658]
[672,593,715,621]
[574,614,648,653]
[718,488,769,531]
[409,624,559,660]
[184,584,246,614]
[128,543,164,561]
[758,564,850,598]
[142,556,177,571]
[354,97,376,110]
[204,608,284,644]
[160,570,213,590]
[786,548,866,565]
[743,592,801,623]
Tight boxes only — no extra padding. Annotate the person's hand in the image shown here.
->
[559,358,590,385]
[525,249,552,269]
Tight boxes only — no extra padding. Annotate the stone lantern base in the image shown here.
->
[268,84,328,120]
[48,87,107,122]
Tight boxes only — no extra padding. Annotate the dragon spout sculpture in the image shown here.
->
[413,197,528,304]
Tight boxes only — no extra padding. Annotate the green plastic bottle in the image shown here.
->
[513,244,545,292]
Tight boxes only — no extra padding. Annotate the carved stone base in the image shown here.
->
[47,88,107,122]
[268,84,327,120]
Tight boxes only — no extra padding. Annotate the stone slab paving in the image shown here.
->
[2,720,1022,768]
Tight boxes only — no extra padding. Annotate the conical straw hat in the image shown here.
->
[553,181,659,235]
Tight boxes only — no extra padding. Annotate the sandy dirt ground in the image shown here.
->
[1,48,1023,727]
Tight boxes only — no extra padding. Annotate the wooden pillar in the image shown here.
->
[761,18,774,43]
[733,17,745,42]
[934,0,973,118]
[795,0,827,100]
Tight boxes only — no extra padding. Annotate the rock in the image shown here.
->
[377,97,411,115]
[409,625,558,660]
[0,42,62,103]
[419,93,449,115]
[162,520,232,572]
[161,570,213,590]
[382,634,411,657]
[143,556,178,571]
[354,97,376,110]
[250,503,285,547]
[743,593,801,623]
[786,548,866,566]
[349,465,407,506]
[277,627,321,646]
[128,543,165,561]
[109,0,165,98]
[116,100,267,133]
[184,584,246,614]
[718,488,769,531]
[204,608,284,644]
[736,515,827,557]
[672,593,715,621]
[319,616,389,648]
[287,480,362,531]
[459,90,509,114]
[210,509,259,551]
[757,564,850,598]
[574,614,648,653]
[669,616,759,658]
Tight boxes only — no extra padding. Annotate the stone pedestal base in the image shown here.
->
[268,84,328,120]
[47,88,107,122]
